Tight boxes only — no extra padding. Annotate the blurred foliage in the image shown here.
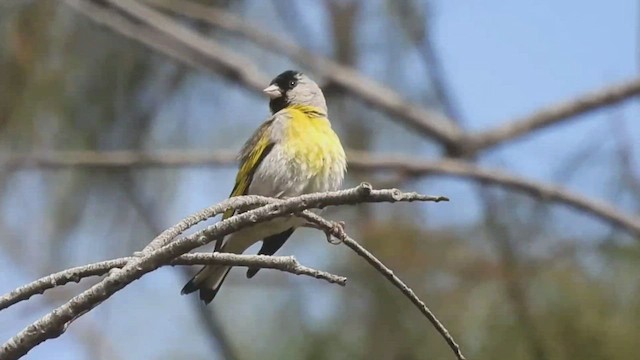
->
[1,1,639,360]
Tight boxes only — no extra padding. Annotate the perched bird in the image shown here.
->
[181,70,347,304]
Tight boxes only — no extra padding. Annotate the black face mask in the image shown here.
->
[268,70,300,114]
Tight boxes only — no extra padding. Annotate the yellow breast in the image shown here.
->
[282,106,345,176]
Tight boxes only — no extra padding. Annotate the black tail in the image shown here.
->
[181,266,232,304]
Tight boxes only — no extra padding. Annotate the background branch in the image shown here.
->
[147,0,640,156]
[62,0,640,158]
[3,2,638,359]
[6,149,640,237]
[144,0,464,148]
[63,0,246,86]
[468,77,640,153]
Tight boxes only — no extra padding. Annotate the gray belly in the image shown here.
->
[248,144,346,198]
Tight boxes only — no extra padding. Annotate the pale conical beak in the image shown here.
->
[263,84,282,99]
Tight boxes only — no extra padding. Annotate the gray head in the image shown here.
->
[263,70,327,114]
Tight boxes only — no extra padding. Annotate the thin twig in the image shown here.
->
[298,211,466,360]
[479,191,550,360]
[610,116,640,202]
[0,184,447,359]
[0,253,346,311]
[388,0,464,124]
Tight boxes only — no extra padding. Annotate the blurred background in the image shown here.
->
[1,0,640,359]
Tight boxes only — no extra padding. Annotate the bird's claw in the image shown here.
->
[326,221,346,245]
[301,220,346,245]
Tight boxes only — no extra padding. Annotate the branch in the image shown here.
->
[388,0,464,124]
[0,150,237,169]
[63,0,269,92]
[0,253,346,312]
[69,0,463,149]
[349,152,640,236]
[479,192,550,360]
[0,184,448,359]
[468,77,640,152]
[145,0,463,147]
[6,149,640,237]
[298,211,466,360]
[0,199,121,359]
[144,0,640,155]
[64,0,640,155]
[118,175,241,360]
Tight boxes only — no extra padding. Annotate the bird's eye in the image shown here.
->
[289,80,296,87]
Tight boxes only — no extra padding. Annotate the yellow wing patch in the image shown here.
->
[222,121,274,221]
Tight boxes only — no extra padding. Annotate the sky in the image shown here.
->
[1,1,639,359]
[425,0,640,233]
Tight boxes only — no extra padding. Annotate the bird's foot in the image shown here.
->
[327,221,346,244]
[302,220,346,245]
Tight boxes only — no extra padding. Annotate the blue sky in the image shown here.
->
[437,1,637,128]
[422,0,640,234]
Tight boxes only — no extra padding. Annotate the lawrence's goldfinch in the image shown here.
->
[181,70,346,303]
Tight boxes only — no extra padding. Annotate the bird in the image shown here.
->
[181,70,347,304]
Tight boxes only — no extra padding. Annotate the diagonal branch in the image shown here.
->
[144,0,640,155]
[118,174,240,360]
[467,77,640,153]
[63,0,268,91]
[299,211,466,360]
[348,152,640,236]
[144,0,464,147]
[63,0,640,156]
[68,0,464,149]
[0,253,346,312]
[0,184,448,359]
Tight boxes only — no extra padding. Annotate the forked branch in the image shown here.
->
[0,185,459,360]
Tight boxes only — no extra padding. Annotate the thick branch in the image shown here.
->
[5,149,640,237]
[298,211,465,360]
[468,77,640,152]
[0,184,447,359]
[0,253,346,311]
